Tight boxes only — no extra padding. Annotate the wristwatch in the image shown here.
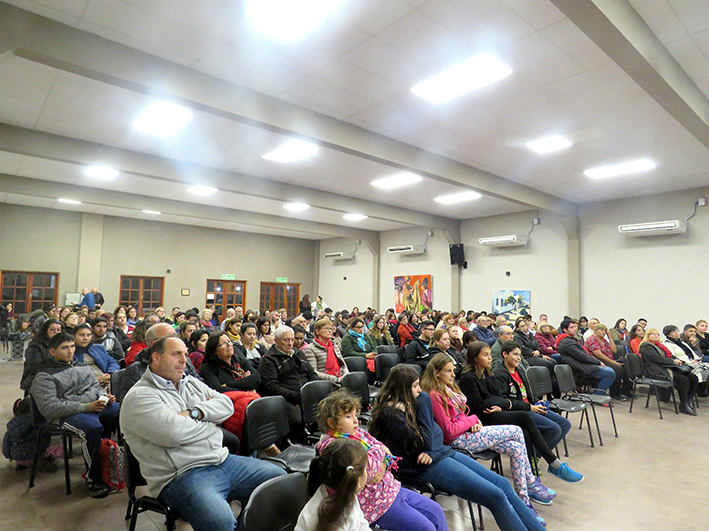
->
[189,408,201,420]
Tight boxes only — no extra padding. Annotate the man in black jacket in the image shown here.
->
[557,319,615,395]
[404,320,435,370]
[258,325,317,426]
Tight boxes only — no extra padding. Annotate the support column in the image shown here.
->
[561,215,581,317]
[76,213,104,293]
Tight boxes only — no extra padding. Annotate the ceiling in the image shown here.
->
[0,0,708,241]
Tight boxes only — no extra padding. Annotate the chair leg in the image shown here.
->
[62,431,71,495]
[588,403,603,446]
[466,500,477,531]
[645,387,652,409]
[28,428,45,489]
[67,435,74,458]
[670,386,679,414]
[478,502,485,530]
[166,514,177,531]
[652,386,664,420]
[629,382,636,413]
[128,500,141,531]
[583,409,595,448]
[608,403,618,437]
[562,436,569,458]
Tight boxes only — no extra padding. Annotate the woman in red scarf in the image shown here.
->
[303,318,349,383]
[639,328,698,416]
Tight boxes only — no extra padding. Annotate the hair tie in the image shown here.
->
[346,465,354,471]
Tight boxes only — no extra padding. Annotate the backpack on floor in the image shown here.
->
[98,438,125,490]
[2,413,50,462]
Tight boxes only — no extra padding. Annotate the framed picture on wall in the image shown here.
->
[492,290,531,320]
[394,275,433,313]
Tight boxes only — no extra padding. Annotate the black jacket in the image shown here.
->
[558,335,600,375]
[404,338,432,369]
[493,364,536,411]
[428,346,465,377]
[20,341,51,391]
[639,342,676,381]
[234,341,268,369]
[257,346,317,405]
[200,354,261,392]
[459,370,511,415]
[91,335,125,361]
[514,330,542,359]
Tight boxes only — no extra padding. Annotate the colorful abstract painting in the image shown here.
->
[492,290,531,320]
[395,275,433,313]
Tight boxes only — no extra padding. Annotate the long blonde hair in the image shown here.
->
[421,353,462,397]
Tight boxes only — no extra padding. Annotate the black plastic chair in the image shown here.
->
[526,366,594,455]
[376,344,399,355]
[554,364,618,445]
[375,353,400,384]
[626,353,678,419]
[341,372,372,425]
[242,396,315,473]
[301,380,336,441]
[240,472,309,531]
[124,443,181,531]
[344,356,367,373]
[27,394,74,495]
[110,368,126,396]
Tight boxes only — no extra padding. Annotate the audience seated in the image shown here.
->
[235,322,267,369]
[556,319,615,395]
[339,317,375,374]
[681,323,708,362]
[403,319,435,370]
[20,318,63,391]
[428,328,465,375]
[90,317,125,361]
[473,315,496,347]
[628,324,644,354]
[178,321,198,347]
[491,326,528,370]
[610,318,629,342]
[663,324,709,386]
[72,324,119,389]
[534,322,559,361]
[200,331,261,393]
[695,319,709,357]
[514,318,556,374]
[584,323,633,400]
[124,320,150,366]
[187,329,209,372]
[108,309,131,352]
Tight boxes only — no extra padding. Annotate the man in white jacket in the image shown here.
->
[120,336,285,531]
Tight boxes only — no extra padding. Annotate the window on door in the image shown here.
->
[119,276,164,316]
[259,282,300,318]
[1,271,59,314]
[205,279,247,323]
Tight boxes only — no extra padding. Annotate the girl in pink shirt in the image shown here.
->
[316,389,448,531]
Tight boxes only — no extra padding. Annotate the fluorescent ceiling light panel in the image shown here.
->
[58,198,81,205]
[132,100,193,137]
[371,173,423,190]
[284,202,310,211]
[411,54,513,104]
[246,0,344,40]
[584,159,657,179]
[262,139,318,163]
[142,210,161,215]
[85,166,119,180]
[434,191,482,204]
[188,185,218,196]
[526,135,572,154]
[343,213,368,221]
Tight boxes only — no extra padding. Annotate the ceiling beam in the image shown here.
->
[550,0,709,150]
[0,2,576,218]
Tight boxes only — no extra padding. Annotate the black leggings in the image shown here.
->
[480,410,557,464]
[671,370,699,404]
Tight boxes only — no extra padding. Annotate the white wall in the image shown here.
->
[379,227,455,312]
[318,238,376,311]
[580,186,709,328]
[460,211,571,324]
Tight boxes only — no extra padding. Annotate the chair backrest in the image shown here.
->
[301,380,336,425]
[376,345,398,355]
[110,368,126,397]
[240,472,309,531]
[626,353,644,379]
[343,356,367,373]
[123,443,148,493]
[341,372,370,410]
[411,364,422,376]
[526,366,553,398]
[375,353,400,382]
[243,396,291,452]
[554,364,577,394]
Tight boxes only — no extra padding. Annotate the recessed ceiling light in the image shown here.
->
[434,191,483,204]
[84,166,119,180]
[246,0,344,40]
[132,100,193,137]
[371,173,423,190]
[584,159,657,179]
[343,213,368,221]
[187,185,218,196]
[284,202,310,212]
[142,210,161,215]
[57,198,81,205]
[526,135,573,154]
[262,139,319,163]
[411,54,513,104]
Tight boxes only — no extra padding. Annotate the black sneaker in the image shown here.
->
[86,478,110,498]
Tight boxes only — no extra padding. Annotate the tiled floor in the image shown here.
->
[1,355,707,531]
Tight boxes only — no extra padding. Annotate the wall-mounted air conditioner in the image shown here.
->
[386,245,426,255]
[618,220,687,236]
[322,252,355,260]
[478,235,529,247]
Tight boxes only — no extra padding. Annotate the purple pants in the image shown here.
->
[374,487,449,531]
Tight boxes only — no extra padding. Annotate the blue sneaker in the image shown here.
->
[525,500,547,527]
[528,477,556,505]
[548,462,584,483]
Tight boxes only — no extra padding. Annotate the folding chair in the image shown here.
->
[626,353,678,419]
[240,472,309,531]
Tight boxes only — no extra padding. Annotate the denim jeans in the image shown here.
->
[418,452,545,531]
[158,455,286,531]
[589,366,616,392]
[529,410,571,452]
[63,402,120,480]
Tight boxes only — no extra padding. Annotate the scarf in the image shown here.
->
[651,340,674,359]
[327,430,400,470]
[226,330,240,343]
[666,336,697,360]
[315,337,340,377]
[446,387,468,415]
[220,357,246,380]
[348,329,367,351]
[615,328,629,341]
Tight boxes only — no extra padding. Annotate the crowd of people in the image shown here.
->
[7,292,709,531]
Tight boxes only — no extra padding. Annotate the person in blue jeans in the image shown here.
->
[556,319,616,394]
[120,336,285,531]
[370,364,547,531]
[494,342,571,454]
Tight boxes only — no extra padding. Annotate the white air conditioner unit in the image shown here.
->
[322,252,355,261]
[478,235,529,247]
[618,220,687,237]
[387,245,426,255]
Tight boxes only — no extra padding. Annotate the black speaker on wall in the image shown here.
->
[449,244,467,268]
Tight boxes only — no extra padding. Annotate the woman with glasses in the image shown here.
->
[200,331,261,393]
[304,318,349,383]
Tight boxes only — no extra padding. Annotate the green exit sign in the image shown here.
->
[221,274,235,280]
[275,277,288,283]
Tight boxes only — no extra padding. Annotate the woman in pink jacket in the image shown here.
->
[535,322,560,361]
[421,353,555,522]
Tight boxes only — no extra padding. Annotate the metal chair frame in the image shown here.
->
[626,353,678,419]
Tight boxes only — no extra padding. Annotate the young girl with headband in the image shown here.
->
[316,389,447,531]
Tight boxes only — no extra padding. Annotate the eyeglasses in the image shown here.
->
[352,325,364,329]
[422,327,434,332]
[217,341,233,348]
